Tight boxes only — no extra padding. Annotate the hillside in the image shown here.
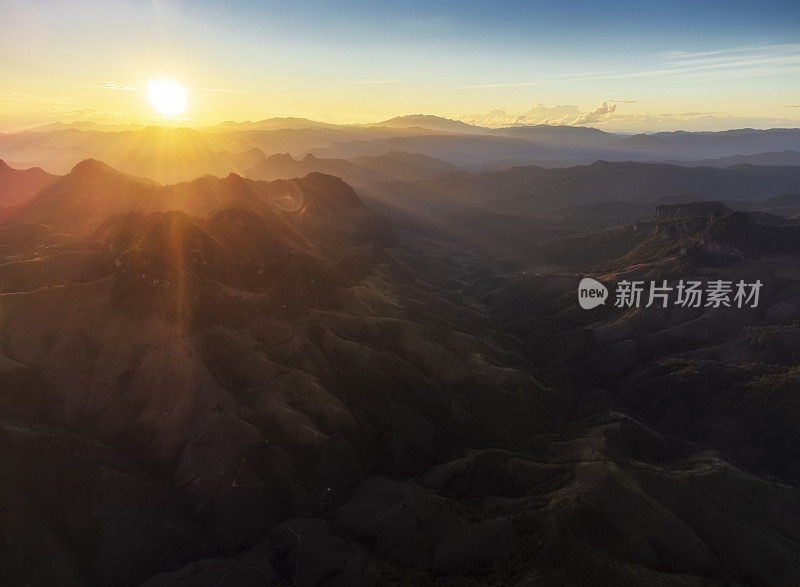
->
[0,159,57,207]
[3,158,800,585]
[363,161,800,223]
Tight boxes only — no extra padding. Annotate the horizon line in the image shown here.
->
[5,116,800,136]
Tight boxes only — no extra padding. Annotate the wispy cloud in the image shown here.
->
[602,43,800,82]
[101,83,138,91]
[431,43,800,95]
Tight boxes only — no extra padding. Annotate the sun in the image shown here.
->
[146,78,188,117]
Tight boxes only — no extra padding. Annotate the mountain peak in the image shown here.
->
[296,172,363,208]
[243,147,266,158]
[66,158,155,186]
[372,115,484,134]
[69,158,119,176]
[267,153,297,163]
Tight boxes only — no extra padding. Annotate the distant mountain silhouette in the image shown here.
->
[365,160,800,220]
[670,149,800,167]
[245,150,460,185]
[6,159,381,241]
[5,121,800,176]
[0,159,57,207]
[370,114,486,134]
[210,117,342,131]
[23,120,148,132]
[615,128,800,158]
[349,151,459,179]
[492,124,620,148]
[246,152,386,184]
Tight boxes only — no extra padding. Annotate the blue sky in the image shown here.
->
[1,0,799,130]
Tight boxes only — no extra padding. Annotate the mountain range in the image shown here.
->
[6,118,800,179]
[4,119,800,584]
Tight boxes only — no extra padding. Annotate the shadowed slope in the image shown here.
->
[0,159,58,207]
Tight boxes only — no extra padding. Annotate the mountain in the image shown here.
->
[349,151,459,179]
[245,152,386,185]
[311,126,800,166]
[0,159,57,207]
[616,128,800,159]
[314,132,625,164]
[8,113,800,585]
[0,160,562,583]
[245,151,461,186]
[0,124,438,177]
[720,192,800,217]
[370,114,487,134]
[23,120,149,132]
[671,149,800,168]
[5,122,800,179]
[3,153,800,584]
[493,124,621,148]
[363,161,800,224]
[7,159,161,234]
[5,158,389,245]
[461,198,800,484]
[208,117,343,131]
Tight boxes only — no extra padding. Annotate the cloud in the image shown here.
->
[460,104,574,126]
[573,101,616,124]
[460,101,617,127]
[101,83,138,91]
[459,101,800,131]
[431,43,800,97]
[616,44,800,83]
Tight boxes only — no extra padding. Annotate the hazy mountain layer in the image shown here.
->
[6,121,800,178]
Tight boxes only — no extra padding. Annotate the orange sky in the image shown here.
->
[2,0,799,132]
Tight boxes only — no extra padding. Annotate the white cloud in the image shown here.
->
[573,101,616,125]
[101,83,138,91]
[460,101,618,127]
[459,101,800,132]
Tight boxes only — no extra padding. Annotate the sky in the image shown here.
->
[1,0,799,132]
